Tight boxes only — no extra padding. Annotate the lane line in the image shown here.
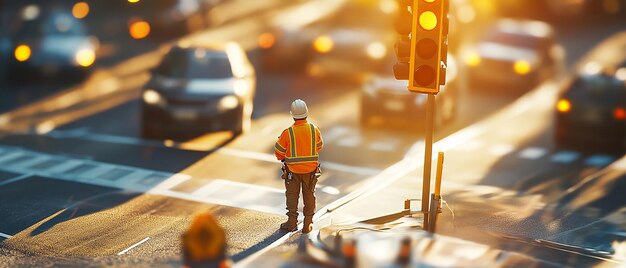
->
[584,154,615,167]
[46,131,382,177]
[0,173,34,187]
[518,147,548,160]
[0,232,12,239]
[488,144,516,157]
[117,237,151,255]
[550,151,581,164]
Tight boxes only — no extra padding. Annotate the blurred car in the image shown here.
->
[140,42,255,138]
[462,19,563,91]
[554,32,626,150]
[360,54,459,128]
[8,6,98,81]
[260,0,394,76]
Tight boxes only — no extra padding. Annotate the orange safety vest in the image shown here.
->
[275,120,323,174]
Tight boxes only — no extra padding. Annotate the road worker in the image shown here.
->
[275,99,323,233]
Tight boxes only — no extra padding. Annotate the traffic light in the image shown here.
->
[393,0,448,94]
[409,0,448,94]
[393,0,412,80]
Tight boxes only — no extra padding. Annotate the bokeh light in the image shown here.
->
[513,60,531,75]
[72,2,89,19]
[129,20,151,39]
[557,99,571,113]
[75,48,95,67]
[14,45,31,62]
[313,35,334,53]
[258,32,276,49]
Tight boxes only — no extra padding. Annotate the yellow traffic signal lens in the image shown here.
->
[14,45,31,62]
[557,99,571,113]
[419,11,437,30]
[513,60,531,75]
[313,35,334,53]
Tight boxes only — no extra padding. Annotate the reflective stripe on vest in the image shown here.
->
[287,127,297,157]
[285,124,318,164]
[309,123,315,156]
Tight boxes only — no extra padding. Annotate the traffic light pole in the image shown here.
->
[421,93,435,229]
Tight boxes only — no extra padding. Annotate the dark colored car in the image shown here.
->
[555,32,626,150]
[141,42,255,138]
[463,19,563,91]
[8,6,98,80]
[360,54,459,128]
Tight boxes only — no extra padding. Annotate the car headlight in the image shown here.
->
[513,59,532,75]
[218,95,239,111]
[143,89,165,106]
[465,52,480,67]
[366,42,387,59]
[75,48,95,67]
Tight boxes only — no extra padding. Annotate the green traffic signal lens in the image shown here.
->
[414,65,436,87]
[416,38,437,59]
[419,11,437,31]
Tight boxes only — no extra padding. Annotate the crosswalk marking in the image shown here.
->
[453,140,484,152]
[0,146,290,216]
[488,144,516,157]
[518,147,547,160]
[550,151,581,164]
[336,136,361,148]
[584,154,616,167]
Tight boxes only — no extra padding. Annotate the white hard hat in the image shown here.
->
[290,99,308,119]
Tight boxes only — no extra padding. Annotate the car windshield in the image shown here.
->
[566,74,626,102]
[484,31,540,49]
[155,48,233,79]
[15,13,86,37]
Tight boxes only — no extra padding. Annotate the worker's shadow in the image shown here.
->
[230,229,289,262]
[30,190,140,236]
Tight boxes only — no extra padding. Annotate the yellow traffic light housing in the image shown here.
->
[408,0,448,94]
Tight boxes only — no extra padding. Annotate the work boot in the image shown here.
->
[280,218,298,232]
[302,217,313,234]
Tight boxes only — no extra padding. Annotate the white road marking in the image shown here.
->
[150,174,191,192]
[453,140,483,152]
[320,186,340,195]
[336,137,360,148]
[368,140,396,152]
[0,232,12,239]
[0,173,33,187]
[47,131,380,177]
[488,144,515,157]
[117,237,151,255]
[518,147,547,160]
[584,154,615,167]
[218,147,381,176]
[322,126,350,142]
[550,151,581,164]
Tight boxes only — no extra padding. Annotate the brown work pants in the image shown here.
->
[285,172,317,219]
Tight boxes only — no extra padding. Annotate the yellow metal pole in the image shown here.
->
[421,94,435,228]
[434,152,444,198]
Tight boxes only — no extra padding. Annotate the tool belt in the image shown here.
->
[281,163,322,185]
[281,162,293,183]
